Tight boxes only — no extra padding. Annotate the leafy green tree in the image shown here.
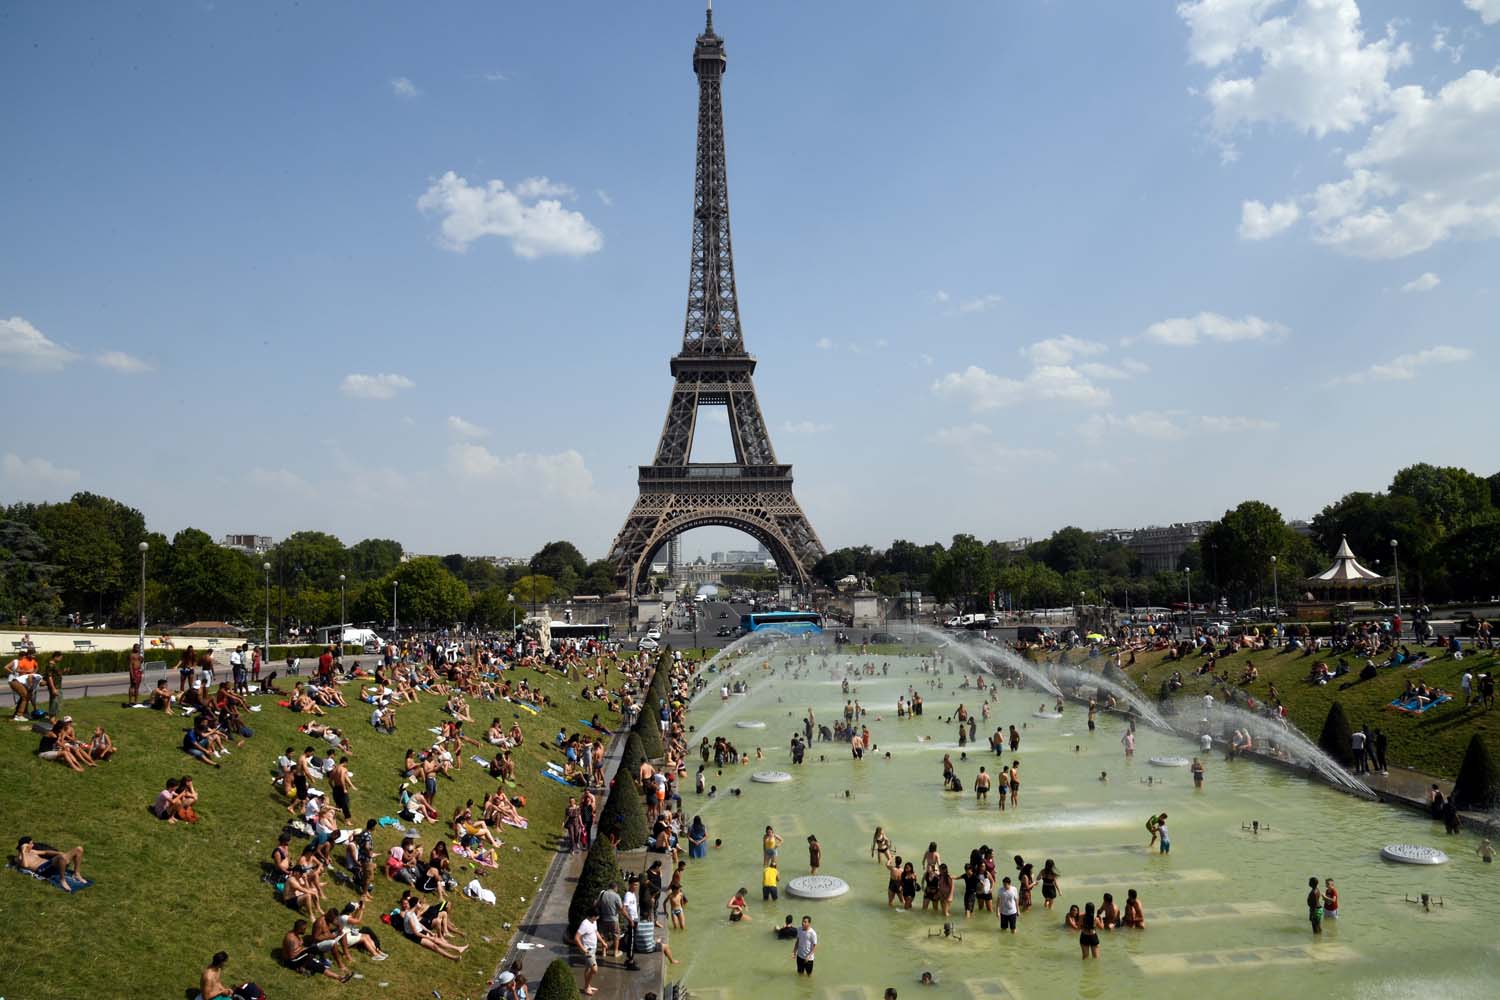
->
[467,587,525,629]
[166,528,258,622]
[271,531,348,591]
[931,534,995,611]
[512,574,556,611]
[347,538,403,581]
[1438,521,1500,600]
[1390,463,1493,537]
[580,559,619,596]
[0,519,62,625]
[530,541,589,581]
[1041,526,1099,574]
[1200,501,1301,606]
[351,558,470,627]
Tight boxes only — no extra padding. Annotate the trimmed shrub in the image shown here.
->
[1452,733,1499,811]
[596,765,650,851]
[635,695,664,759]
[618,732,645,783]
[1318,701,1355,768]
[535,957,581,1000]
[567,837,622,935]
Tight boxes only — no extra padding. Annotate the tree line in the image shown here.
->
[812,462,1500,611]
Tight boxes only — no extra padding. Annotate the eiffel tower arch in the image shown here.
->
[608,6,825,594]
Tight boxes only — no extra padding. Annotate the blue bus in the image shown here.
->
[739,610,824,635]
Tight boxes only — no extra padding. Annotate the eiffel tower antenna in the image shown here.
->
[608,6,826,596]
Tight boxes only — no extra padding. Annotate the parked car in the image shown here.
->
[715,626,736,637]
[638,636,659,651]
[869,632,904,644]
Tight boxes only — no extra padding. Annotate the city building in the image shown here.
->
[220,533,273,554]
[1108,522,1212,574]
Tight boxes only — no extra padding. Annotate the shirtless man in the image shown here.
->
[15,837,86,888]
[975,767,991,803]
[282,919,350,980]
[198,952,237,1000]
[127,644,144,705]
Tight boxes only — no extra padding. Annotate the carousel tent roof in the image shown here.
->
[1306,537,1389,585]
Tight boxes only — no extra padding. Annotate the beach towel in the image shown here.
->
[470,755,490,768]
[1387,694,1452,714]
[540,769,575,788]
[8,861,93,892]
[512,700,540,715]
[500,816,528,830]
[453,844,499,869]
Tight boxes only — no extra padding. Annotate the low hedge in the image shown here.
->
[32,644,361,677]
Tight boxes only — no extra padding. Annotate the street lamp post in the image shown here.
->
[392,580,399,634]
[1390,538,1401,638]
[262,563,271,661]
[339,574,346,646]
[1271,554,1280,646]
[1185,568,1193,638]
[137,541,149,652]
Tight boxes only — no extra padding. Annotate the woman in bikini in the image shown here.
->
[871,827,892,865]
[1039,859,1060,910]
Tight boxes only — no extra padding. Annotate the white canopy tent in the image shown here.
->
[1306,537,1389,587]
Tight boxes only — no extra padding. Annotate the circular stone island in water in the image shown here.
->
[736,721,767,729]
[786,875,850,899]
[1150,756,1191,767]
[1381,844,1450,865]
[1032,711,1063,720]
[751,770,792,784]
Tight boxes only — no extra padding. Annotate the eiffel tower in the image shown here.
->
[608,4,825,593]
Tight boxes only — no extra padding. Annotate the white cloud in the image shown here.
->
[1431,27,1465,65]
[1198,415,1279,432]
[417,171,604,257]
[1465,1,1500,25]
[933,290,950,304]
[932,364,1110,411]
[96,350,153,374]
[1078,359,1150,380]
[2,452,81,486]
[0,316,77,371]
[1022,335,1107,366]
[1400,272,1440,293]
[1329,344,1474,384]
[1304,70,1500,258]
[446,444,596,498]
[340,372,415,400]
[483,71,507,82]
[957,293,1004,314]
[1239,198,1301,239]
[930,424,1054,463]
[391,76,420,98]
[1178,0,1410,137]
[1132,311,1288,347]
[815,337,833,350]
[1079,411,1187,442]
[447,415,488,438]
[595,189,613,206]
[514,177,574,199]
[782,420,832,434]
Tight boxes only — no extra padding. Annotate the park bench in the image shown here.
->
[72,639,95,652]
[10,641,26,652]
[205,638,221,648]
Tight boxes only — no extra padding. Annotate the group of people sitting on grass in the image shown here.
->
[36,716,115,771]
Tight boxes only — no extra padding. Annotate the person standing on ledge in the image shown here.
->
[794,914,818,976]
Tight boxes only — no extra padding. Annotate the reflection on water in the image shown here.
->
[666,652,1500,999]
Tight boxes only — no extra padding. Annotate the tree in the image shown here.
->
[580,559,619,596]
[930,534,995,611]
[1390,463,1493,537]
[1317,702,1354,769]
[1451,733,1499,811]
[351,559,470,627]
[0,519,62,625]
[1438,520,1500,599]
[1200,501,1300,606]
[619,732,646,783]
[347,538,403,581]
[513,574,556,612]
[567,837,622,935]
[1041,526,1098,575]
[269,531,347,591]
[467,588,525,629]
[535,958,582,1000]
[596,768,649,850]
[530,541,589,582]
[635,694,664,758]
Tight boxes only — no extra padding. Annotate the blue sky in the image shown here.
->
[3,0,1498,561]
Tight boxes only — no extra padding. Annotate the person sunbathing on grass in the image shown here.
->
[290,684,326,716]
[15,837,86,888]
[36,720,92,772]
[399,786,440,823]
[281,918,351,981]
[484,789,526,829]
[451,800,504,848]
[396,893,467,960]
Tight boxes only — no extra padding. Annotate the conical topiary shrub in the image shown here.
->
[534,957,581,1000]
[1452,733,1499,810]
[567,837,622,935]
[619,731,645,784]
[1318,701,1355,768]
[636,694,664,759]
[596,763,650,850]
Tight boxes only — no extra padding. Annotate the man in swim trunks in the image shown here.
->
[1306,876,1323,934]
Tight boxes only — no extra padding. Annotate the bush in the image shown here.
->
[619,731,645,783]
[635,695,664,759]
[534,958,581,1000]
[1318,701,1355,768]
[596,766,650,851]
[1452,733,1499,810]
[567,837,621,936]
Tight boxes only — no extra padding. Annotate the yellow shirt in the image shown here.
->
[763,866,778,888]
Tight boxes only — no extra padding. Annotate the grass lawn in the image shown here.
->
[1037,644,1500,780]
[0,664,620,1000]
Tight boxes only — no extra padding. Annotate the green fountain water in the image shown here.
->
[665,650,1498,999]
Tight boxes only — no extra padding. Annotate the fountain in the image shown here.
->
[1046,658,1173,731]
[1202,701,1376,799]
[903,623,1063,697]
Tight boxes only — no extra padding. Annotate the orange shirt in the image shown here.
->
[17,655,38,675]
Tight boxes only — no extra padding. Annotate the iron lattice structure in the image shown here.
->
[608,7,825,593]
